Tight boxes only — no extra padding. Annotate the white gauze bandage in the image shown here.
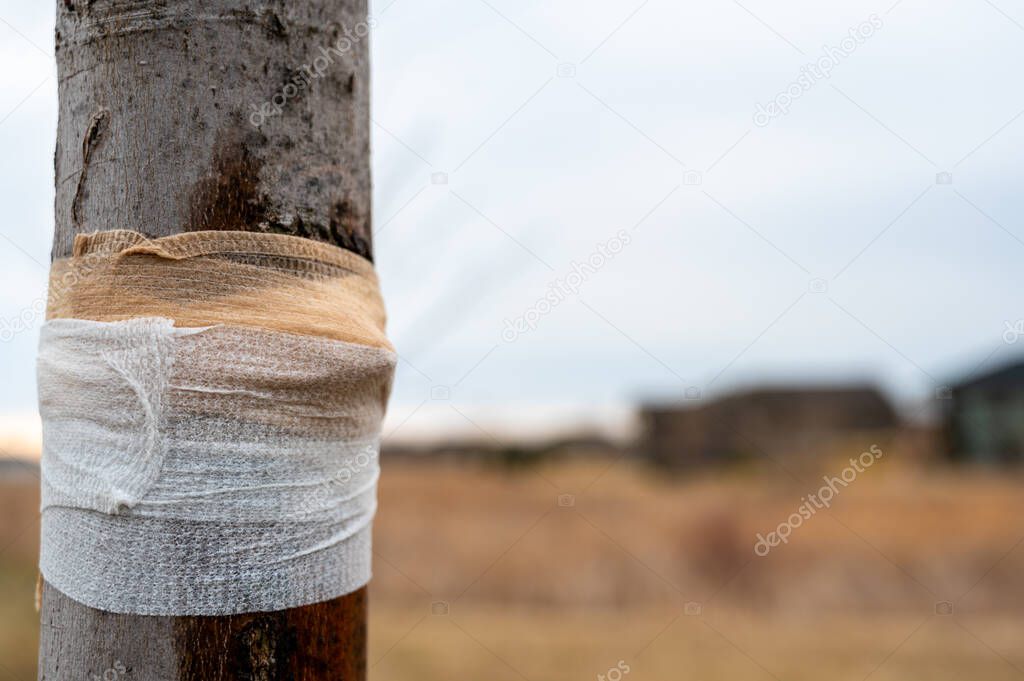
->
[37,231,395,616]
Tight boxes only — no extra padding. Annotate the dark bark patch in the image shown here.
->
[234,615,296,681]
[188,136,269,232]
[262,11,287,39]
[171,588,367,681]
[329,200,373,262]
[188,138,373,260]
[175,610,296,681]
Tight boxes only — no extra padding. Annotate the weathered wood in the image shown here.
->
[41,0,374,678]
[39,583,367,681]
[53,0,372,260]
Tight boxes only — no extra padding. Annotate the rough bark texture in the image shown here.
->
[42,0,373,678]
[53,0,373,260]
[39,583,368,681]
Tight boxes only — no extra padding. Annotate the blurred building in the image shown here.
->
[382,433,625,464]
[642,385,898,469]
[944,360,1024,464]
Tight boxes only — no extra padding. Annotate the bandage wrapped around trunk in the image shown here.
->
[37,230,395,615]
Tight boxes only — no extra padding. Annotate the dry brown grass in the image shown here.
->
[3,453,1024,680]
[0,476,43,680]
[373,455,1024,614]
[370,604,1024,681]
[369,453,1024,679]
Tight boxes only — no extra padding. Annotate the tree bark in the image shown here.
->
[41,0,373,678]
[53,0,372,260]
[39,583,367,681]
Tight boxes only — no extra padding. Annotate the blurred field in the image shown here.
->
[3,449,1024,680]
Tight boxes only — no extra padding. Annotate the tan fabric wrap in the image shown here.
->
[47,230,391,351]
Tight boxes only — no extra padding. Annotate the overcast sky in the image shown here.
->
[2,0,1024,442]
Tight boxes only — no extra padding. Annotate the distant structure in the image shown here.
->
[642,385,898,469]
[944,360,1024,464]
[382,433,625,465]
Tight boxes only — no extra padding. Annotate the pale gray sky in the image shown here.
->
[2,0,1024,442]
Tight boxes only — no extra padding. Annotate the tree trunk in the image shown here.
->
[41,0,373,678]
[52,0,371,261]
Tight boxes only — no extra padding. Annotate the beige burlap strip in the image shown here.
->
[47,230,391,350]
